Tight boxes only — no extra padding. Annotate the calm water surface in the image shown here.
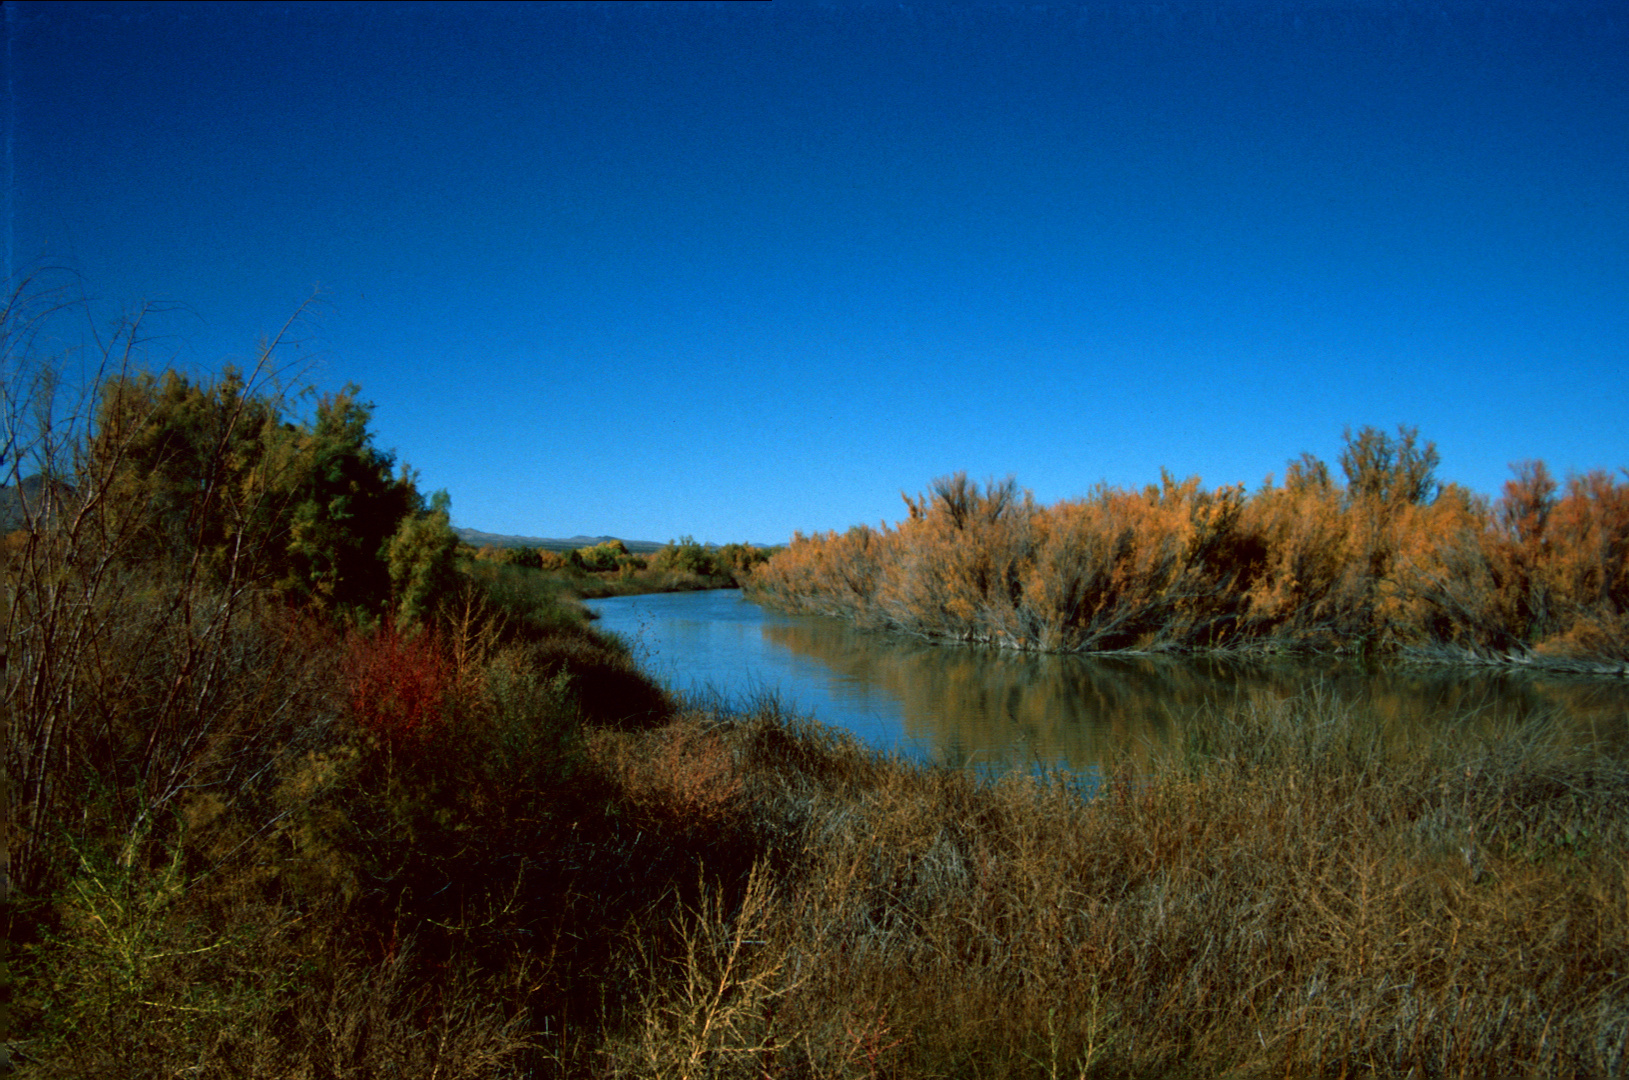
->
[584,589,1629,774]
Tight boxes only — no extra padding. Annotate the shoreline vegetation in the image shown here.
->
[746,432,1629,676]
[459,535,774,606]
[2,294,1624,1076]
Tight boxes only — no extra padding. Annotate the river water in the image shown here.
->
[584,589,1629,775]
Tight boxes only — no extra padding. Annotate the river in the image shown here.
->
[584,589,1629,776]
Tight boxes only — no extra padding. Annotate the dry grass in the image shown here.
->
[574,691,1629,1078]
[589,713,747,832]
[13,628,1625,1079]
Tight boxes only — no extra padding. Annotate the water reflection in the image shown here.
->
[586,590,1629,773]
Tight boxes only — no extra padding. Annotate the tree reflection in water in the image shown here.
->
[590,590,1629,778]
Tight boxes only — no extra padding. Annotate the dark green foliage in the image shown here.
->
[525,625,674,730]
[485,535,774,604]
[503,544,545,570]
[90,367,293,576]
[459,558,588,636]
[282,388,421,614]
[89,369,443,621]
[386,489,459,629]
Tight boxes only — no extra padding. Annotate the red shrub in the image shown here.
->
[344,625,454,748]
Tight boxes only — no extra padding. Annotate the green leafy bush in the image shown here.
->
[572,538,631,571]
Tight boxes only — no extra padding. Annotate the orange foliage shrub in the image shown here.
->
[1505,468,1629,658]
[750,437,1629,662]
[756,472,1272,651]
[1391,465,1629,660]
[1233,473,1358,645]
[765,524,888,621]
[876,474,1035,643]
[1008,474,1260,651]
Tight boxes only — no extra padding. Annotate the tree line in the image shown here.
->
[467,534,775,588]
[747,426,1629,666]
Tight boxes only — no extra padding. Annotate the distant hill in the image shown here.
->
[453,527,665,555]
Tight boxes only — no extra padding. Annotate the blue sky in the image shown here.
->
[10,1,1627,544]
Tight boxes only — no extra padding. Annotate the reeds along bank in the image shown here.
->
[747,429,1629,662]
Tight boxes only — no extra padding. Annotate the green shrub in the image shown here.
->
[651,535,717,577]
[385,490,459,628]
[573,538,631,572]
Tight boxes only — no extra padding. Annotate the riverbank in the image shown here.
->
[13,575,1626,1076]
[568,567,740,600]
[9,444,1623,1075]
[454,559,744,632]
[601,692,1629,1078]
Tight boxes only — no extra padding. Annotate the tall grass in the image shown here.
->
[0,286,666,1075]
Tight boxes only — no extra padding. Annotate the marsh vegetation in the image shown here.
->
[2,286,1624,1077]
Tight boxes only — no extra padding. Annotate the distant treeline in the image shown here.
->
[747,426,1629,667]
[452,527,664,555]
[461,535,776,599]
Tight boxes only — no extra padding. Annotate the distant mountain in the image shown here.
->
[453,527,664,554]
